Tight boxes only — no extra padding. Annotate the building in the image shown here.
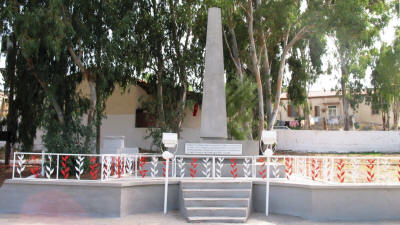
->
[278,91,398,130]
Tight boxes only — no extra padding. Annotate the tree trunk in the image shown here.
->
[386,111,390,130]
[304,100,311,129]
[156,58,165,128]
[393,101,399,130]
[338,55,350,131]
[96,120,101,154]
[261,34,272,123]
[268,32,289,130]
[226,9,252,140]
[68,46,96,152]
[227,11,244,82]
[268,27,309,130]
[382,112,386,131]
[247,1,264,139]
[4,36,18,165]
[28,58,65,124]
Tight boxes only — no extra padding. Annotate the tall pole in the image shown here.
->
[266,156,271,216]
[163,158,169,215]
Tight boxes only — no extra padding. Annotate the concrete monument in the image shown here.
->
[200,7,227,139]
[177,7,258,156]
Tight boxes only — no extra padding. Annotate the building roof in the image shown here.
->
[280,90,338,100]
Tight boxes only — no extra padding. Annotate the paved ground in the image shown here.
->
[0,212,399,225]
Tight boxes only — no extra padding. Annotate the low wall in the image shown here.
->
[253,181,400,221]
[276,130,400,153]
[0,180,179,217]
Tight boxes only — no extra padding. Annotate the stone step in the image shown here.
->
[181,181,252,189]
[182,188,251,198]
[187,216,247,223]
[186,207,247,217]
[183,197,249,207]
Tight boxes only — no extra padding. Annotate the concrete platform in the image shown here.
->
[1,179,400,221]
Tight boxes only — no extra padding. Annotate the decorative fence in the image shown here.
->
[12,152,400,184]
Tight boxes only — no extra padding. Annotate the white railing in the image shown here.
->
[11,152,400,184]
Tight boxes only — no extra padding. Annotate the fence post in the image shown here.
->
[56,154,59,180]
[134,155,138,178]
[252,156,256,179]
[41,151,45,177]
[212,157,215,179]
[101,155,105,181]
[173,156,177,178]
[12,152,16,179]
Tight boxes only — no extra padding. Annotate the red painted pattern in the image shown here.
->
[259,158,266,179]
[366,159,375,183]
[89,157,99,180]
[30,155,40,178]
[162,161,166,177]
[336,159,345,183]
[138,156,148,178]
[110,157,115,176]
[285,158,293,180]
[190,158,198,178]
[397,160,400,182]
[60,156,70,179]
[311,158,320,181]
[116,157,122,178]
[230,158,238,178]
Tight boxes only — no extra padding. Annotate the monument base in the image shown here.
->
[177,138,259,156]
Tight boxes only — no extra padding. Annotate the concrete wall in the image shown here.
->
[101,114,201,150]
[3,179,400,221]
[276,130,400,153]
[0,180,179,217]
[253,181,400,221]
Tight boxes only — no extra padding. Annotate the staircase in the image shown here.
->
[181,181,252,223]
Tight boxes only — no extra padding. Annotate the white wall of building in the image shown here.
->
[276,130,400,153]
[101,114,200,151]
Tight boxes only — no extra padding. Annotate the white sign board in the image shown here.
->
[185,143,242,155]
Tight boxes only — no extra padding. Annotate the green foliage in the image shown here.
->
[226,77,257,140]
[328,0,390,107]
[135,1,206,149]
[41,106,94,154]
[1,0,144,154]
[370,30,400,115]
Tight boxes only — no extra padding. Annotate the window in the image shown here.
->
[135,108,156,128]
[314,106,321,117]
[327,105,337,118]
[287,104,298,118]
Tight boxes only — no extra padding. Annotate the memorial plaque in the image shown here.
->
[185,143,242,155]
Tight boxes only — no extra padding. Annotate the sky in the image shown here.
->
[0,14,399,92]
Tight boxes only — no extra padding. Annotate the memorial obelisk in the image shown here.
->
[200,7,227,139]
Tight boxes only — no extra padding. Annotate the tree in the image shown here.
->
[371,30,400,130]
[136,1,206,149]
[328,0,390,130]
[216,0,328,138]
[0,0,144,160]
[287,36,326,129]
